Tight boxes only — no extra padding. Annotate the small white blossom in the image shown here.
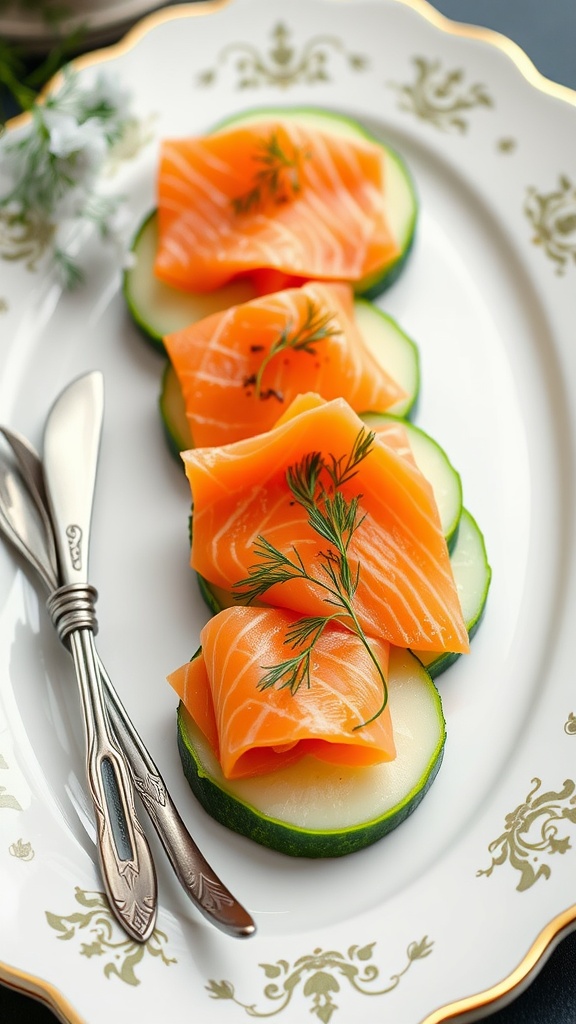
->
[45,110,106,164]
[81,71,133,124]
[0,66,141,287]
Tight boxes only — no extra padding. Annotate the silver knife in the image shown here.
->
[42,371,158,944]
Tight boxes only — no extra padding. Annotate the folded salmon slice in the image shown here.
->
[182,393,469,653]
[154,121,399,292]
[164,282,405,447]
[167,605,394,780]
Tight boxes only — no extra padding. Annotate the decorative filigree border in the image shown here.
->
[206,937,433,1021]
[478,777,576,891]
[46,888,176,987]
[0,748,35,860]
[389,56,493,132]
[196,21,368,89]
[525,175,576,274]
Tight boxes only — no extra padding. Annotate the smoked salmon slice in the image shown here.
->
[182,393,470,654]
[154,120,399,292]
[167,605,395,780]
[164,282,406,448]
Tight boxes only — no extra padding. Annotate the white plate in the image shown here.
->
[1,1,576,1021]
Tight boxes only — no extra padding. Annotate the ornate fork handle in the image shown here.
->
[48,584,253,937]
[100,660,256,937]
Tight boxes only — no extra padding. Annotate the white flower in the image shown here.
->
[81,71,133,124]
[0,66,147,288]
[45,110,107,167]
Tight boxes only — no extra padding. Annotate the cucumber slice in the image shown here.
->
[361,412,462,546]
[158,305,419,457]
[414,508,491,677]
[213,105,418,299]
[176,647,445,858]
[159,361,190,459]
[124,107,418,347]
[354,299,419,418]
[124,212,258,350]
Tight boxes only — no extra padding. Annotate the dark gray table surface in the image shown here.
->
[1,1,575,1021]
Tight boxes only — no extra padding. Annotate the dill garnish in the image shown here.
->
[233,428,388,728]
[251,298,341,399]
[0,66,137,287]
[231,131,310,215]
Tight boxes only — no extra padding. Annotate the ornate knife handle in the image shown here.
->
[101,669,256,938]
[47,582,158,944]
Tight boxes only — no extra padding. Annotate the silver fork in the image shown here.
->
[0,385,255,940]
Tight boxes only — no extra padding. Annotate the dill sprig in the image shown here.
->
[231,130,310,215]
[234,427,388,728]
[0,65,137,287]
[252,297,341,399]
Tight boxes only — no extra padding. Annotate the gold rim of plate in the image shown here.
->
[2,1,576,1022]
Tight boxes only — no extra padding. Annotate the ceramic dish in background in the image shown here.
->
[0,0,174,51]
[0,1,575,1022]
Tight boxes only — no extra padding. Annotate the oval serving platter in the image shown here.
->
[0,1,575,1022]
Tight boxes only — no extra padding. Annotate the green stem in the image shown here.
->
[310,576,388,728]
[236,429,387,726]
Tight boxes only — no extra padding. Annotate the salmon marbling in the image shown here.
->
[154,121,399,292]
[168,605,394,779]
[182,394,469,654]
[164,282,405,447]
